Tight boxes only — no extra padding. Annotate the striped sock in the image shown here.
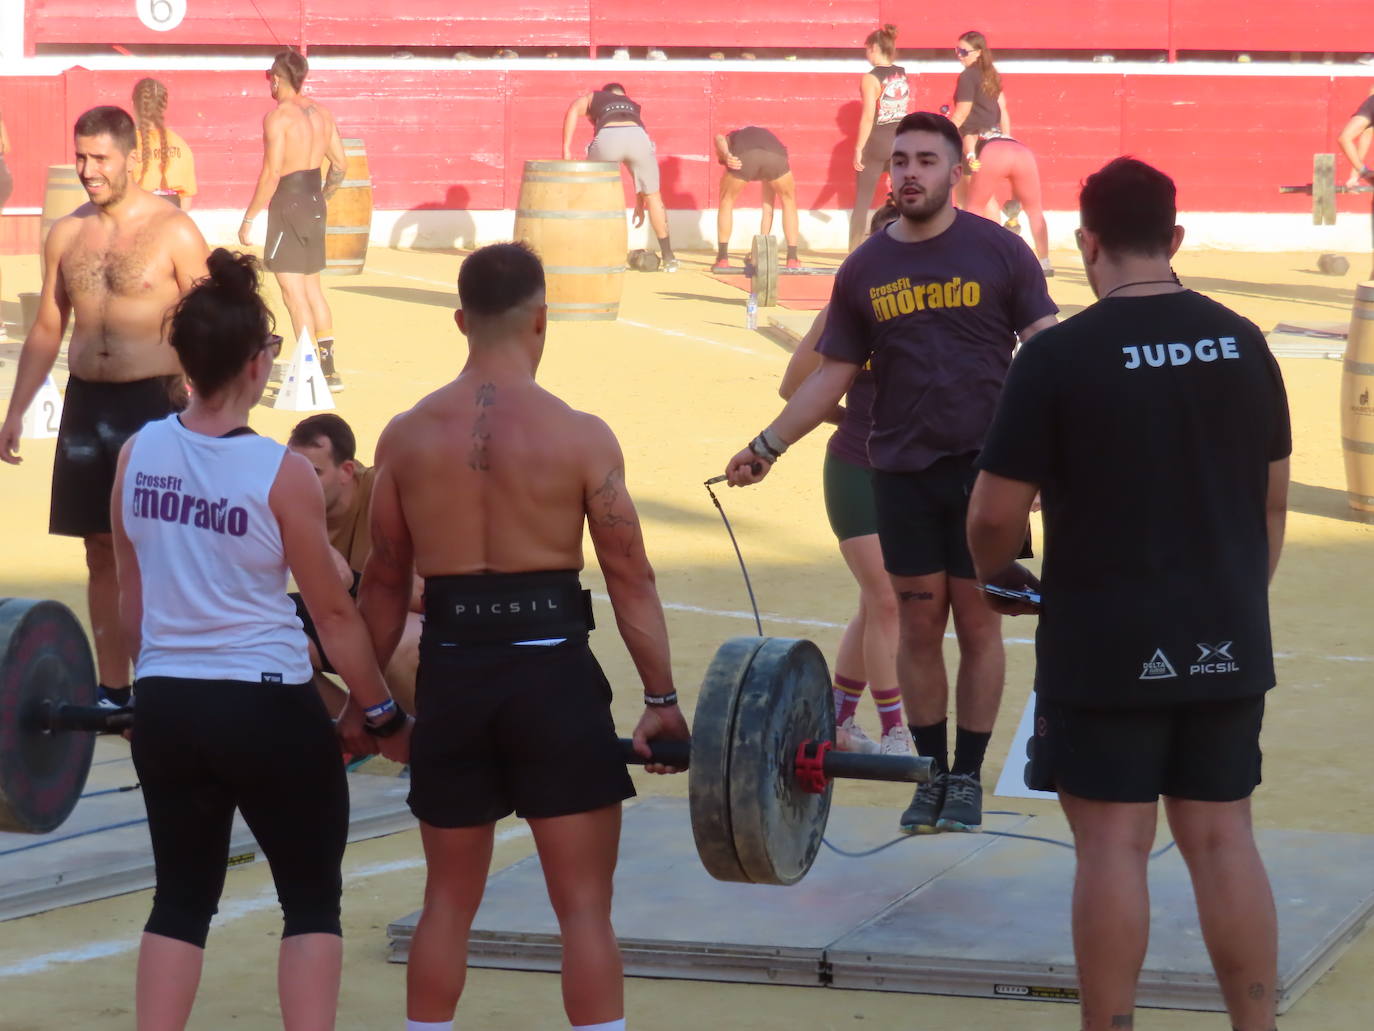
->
[871,685,904,734]
[833,675,866,723]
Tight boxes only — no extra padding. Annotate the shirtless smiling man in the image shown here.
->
[0,105,209,708]
[358,242,688,1031]
[241,50,347,391]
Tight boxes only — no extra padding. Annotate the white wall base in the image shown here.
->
[197,208,1374,256]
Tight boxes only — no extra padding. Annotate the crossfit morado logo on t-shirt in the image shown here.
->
[870,276,982,321]
[130,472,251,537]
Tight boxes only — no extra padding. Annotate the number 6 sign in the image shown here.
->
[136,0,187,32]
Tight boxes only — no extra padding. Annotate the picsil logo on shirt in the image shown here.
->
[869,276,982,322]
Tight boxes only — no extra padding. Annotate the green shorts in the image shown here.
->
[822,450,878,542]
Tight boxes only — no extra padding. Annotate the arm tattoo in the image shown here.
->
[589,468,638,553]
[322,163,345,199]
[467,382,495,471]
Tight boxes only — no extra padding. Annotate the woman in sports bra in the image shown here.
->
[849,25,909,249]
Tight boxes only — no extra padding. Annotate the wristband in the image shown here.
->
[364,698,397,723]
[363,704,409,738]
[759,427,789,457]
[644,691,679,707]
[749,435,778,463]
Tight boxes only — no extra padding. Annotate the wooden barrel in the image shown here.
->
[1340,282,1374,521]
[513,161,626,321]
[324,138,372,276]
[40,166,85,251]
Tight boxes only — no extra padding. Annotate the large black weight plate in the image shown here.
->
[688,636,766,882]
[751,234,779,307]
[0,598,98,834]
[728,637,833,886]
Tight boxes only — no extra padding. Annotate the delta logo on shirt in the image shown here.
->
[870,276,983,322]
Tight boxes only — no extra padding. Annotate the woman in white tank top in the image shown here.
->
[110,249,411,1031]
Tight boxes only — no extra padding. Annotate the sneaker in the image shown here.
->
[1039,258,1054,278]
[712,257,732,272]
[661,258,679,273]
[838,716,880,755]
[326,372,346,392]
[879,725,913,756]
[900,772,948,835]
[97,685,132,710]
[936,772,983,832]
[785,257,802,270]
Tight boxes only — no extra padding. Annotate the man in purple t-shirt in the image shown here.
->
[723,111,1057,835]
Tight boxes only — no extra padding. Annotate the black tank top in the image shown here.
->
[869,65,910,126]
[588,91,644,131]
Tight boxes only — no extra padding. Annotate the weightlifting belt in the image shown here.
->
[422,570,594,646]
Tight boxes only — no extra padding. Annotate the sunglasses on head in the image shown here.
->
[955,47,974,57]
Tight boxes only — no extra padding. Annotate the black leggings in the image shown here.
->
[850,121,898,248]
[131,677,349,948]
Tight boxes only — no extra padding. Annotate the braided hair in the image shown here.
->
[132,78,170,191]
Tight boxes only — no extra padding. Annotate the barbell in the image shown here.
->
[1280,152,1374,225]
[0,597,931,886]
[711,235,839,307]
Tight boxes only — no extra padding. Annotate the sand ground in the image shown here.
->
[1,240,1373,1029]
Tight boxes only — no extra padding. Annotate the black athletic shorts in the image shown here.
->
[290,570,362,675]
[729,133,790,183]
[50,374,186,538]
[265,169,326,276]
[872,452,1031,578]
[407,636,636,827]
[1026,693,1266,803]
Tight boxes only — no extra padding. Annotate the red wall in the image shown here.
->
[1,67,1369,218]
[25,0,1374,55]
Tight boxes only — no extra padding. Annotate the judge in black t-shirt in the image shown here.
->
[968,157,1290,1031]
[1337,87,1374,278]
[723,111,1058,836]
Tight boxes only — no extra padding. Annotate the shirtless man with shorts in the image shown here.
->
[358,242,689,1031]
[240,49,347,390]
[0,105,208,708]
[287,412,422,716]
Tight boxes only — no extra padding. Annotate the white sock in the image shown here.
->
[572,1021,626,1031]
[406,1021,452,1031]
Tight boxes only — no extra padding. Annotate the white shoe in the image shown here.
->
[879,725,913,756]
[838,716,881,755]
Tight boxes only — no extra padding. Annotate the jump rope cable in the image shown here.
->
[702,477,1180,864]
[703,476,764,636]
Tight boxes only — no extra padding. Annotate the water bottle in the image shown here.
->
[746,291,758,330]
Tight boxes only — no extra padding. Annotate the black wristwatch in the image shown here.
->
[364,705,409,738]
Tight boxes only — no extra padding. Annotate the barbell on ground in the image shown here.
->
[1280,153,1374,225]
[711,234,839,307]
[0,598,930,886]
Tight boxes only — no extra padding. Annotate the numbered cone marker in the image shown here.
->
[20,375,64,441]
[272,328,335,413]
